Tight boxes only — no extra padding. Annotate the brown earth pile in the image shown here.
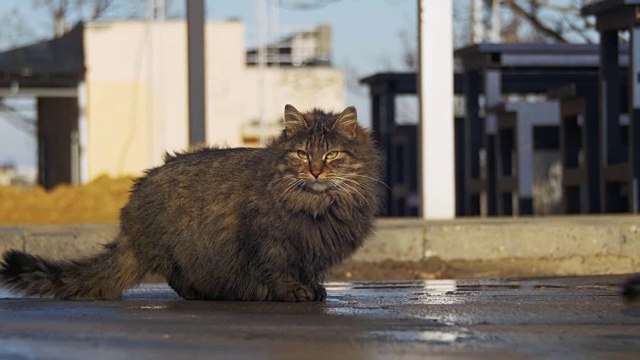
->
[0,176,135,225]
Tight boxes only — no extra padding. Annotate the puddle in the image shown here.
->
[135,305,169,310]
[324,282,353,292]
[323,305,383,316]
[353,281,425,290]
[0,343,34,360]
[366,329,470,343]
[455,284,521,291]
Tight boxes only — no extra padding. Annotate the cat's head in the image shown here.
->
[269,104,382,204]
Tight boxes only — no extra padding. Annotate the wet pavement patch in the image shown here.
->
[0,275,639,359]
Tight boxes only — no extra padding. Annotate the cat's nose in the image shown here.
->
[309,162,324,178]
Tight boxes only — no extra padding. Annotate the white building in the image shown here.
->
[0,20,345,186]
[85,20,345,180]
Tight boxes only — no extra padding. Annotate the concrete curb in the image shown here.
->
[1,216,639,277]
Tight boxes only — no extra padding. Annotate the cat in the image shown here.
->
[0,104,383,301]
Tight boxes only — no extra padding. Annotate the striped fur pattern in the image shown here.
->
[0,105,384,301]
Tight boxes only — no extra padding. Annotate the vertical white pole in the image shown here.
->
[418,0,455,219]
[490,0,501,43]
[77,81,88,184]
[271,0,280,125]
[146,0,155,166]
[472,0,484,44]
[257,0,268,146]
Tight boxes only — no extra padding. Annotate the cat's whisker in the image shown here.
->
[278,178,305,201]
[346,174,392,190]
[270,177,305,196]
[331,176,374,193]
[271,176,304,194]
[329,180,356,204]
[334,180,370,206]
[276,179,299,201]
[328,176,376,197]
[268,175,295,187]
[295,179,306,191]
[272,181,294,196]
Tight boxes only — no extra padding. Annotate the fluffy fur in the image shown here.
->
[0,105,383,301]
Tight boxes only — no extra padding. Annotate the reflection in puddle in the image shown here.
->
[136,305,169,310]
[323,306,382,316]
[353,281,425,290]
[324,282,352,292]
[327,280,468,305]
[408,280,468,305]
[367,330,469,343]
[421,280,458,294]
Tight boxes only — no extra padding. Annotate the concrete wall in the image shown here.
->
[82,20,345,181]
[2,216,638,279]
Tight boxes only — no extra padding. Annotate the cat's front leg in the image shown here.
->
[269,278,318,302]
[311,283,327,301]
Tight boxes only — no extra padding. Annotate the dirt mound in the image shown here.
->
[0,176,135,225]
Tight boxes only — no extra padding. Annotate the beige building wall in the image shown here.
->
[239,67,345,145]
[83,20,344,181]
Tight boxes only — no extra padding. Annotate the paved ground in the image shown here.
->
[1,275,639,359]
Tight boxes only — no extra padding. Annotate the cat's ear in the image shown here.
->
[333,106,358,140]
[283,104,307,137]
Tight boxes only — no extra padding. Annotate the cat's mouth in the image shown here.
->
[303,180,330,193]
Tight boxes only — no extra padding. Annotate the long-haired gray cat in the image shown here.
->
[0,105,383,301]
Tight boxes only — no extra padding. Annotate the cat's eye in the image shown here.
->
[325,151,339,160]
[297,150,309,159]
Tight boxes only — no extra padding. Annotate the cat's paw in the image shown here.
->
[312,284,327,301]
[275,284,315,302]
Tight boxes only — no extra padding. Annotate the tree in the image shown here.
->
[31,0,148,38]
[498,0,596,43]
[0,0,153,51]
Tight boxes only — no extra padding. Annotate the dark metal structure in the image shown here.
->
[455,43,629,216]
[362,43,634,217]
[549,75,629,214]
[582,0,640,213]
[358,73,423,216]
[494,101,561,215]
[359,73,469,216]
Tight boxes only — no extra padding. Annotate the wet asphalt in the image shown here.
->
[0,275,639,359]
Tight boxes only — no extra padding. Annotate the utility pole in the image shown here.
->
[187,0,206,146]
[472,0,484,43]
[257,0,268,146]
[489,0,501,42]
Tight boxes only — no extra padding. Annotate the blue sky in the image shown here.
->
[0,0,416,167]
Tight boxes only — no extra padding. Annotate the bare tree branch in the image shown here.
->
[503,0,569,42]
[90,0,114,19]
[563,17,595,43]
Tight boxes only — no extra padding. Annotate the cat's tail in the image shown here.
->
[0,235,147,300]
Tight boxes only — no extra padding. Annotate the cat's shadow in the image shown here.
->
[121,284,335,316]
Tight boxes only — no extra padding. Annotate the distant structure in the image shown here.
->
[0,21,344,188]
[0,163,19,186]
[246,24,332,67]
[0,162,33,186]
